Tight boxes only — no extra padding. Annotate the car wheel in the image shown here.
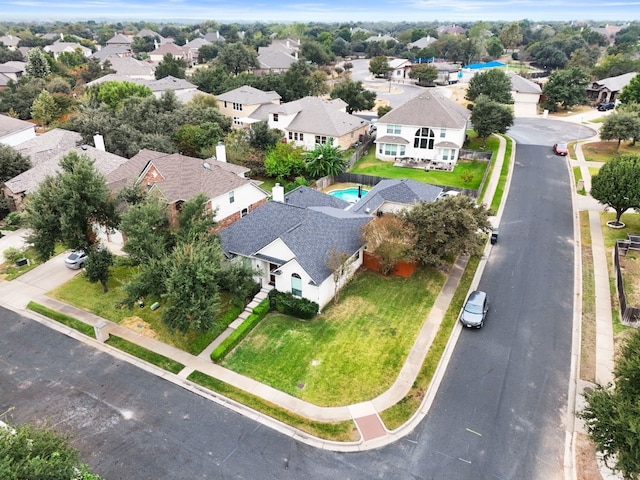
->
[480,320,484,328]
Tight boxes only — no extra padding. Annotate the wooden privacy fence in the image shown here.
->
[614,237,640,326]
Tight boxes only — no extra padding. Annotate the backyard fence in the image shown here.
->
[614,238,640,326]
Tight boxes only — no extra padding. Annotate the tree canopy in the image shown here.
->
[154,53,187,79]
[402,195,492,267]
[599,111,640,150]
[216,42,259,75]
[360,214,417,275]
[368,56,391,77]
[465,69,514,104]
[24,151,119,261]
[330,79,376,114]
[541,67,589,112]
[579,328,640,480]
[408,64,438,86]
[303,139,348,178]
[590,154,640,225]
[618,73,640,104]
[0,422,102,480]
[0,144,31,184]
[470,95,514,147]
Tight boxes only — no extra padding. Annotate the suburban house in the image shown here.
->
[389,58,413,80]
[105,56,155,79]
[105,33,133,48]
[0,62,25,89]
[3,142,127,212]
[44,41,92,59]
[183,38,212,64]
[203,31,226,43]
[246,95,369,150]
[0,114,36,147]
[586,72,636,104]
[364,34,396,43]
[0,35,20,50]
[219,184,371,311]
[349,178,443,215]
[85,74,202,103]
[216,85,281,128]
[91,44,132,62]
[148,42,190,64]
[507,72,542,117]
[105,146,270,233]
[255,50,297,75]
[374,92,470,166]
[407,36,437,50]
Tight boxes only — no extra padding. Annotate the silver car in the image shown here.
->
[64,250,87,269]
[460,290,489,328]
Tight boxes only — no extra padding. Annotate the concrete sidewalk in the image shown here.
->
[0,136,508,451]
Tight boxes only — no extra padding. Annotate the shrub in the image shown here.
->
[210,299,269,361]
[268,290,318,320]
[5,211,23,227]
[3,246,24,264]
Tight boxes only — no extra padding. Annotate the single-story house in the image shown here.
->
[0,114,36,147]
[507,72,542,118]
[3,142,127,212]
[374,92,470,166]
[106,146,269,233]
[586,72,636,104]
[216,85,281,128]
[349,178,443,215]
[44,42,92,59]
[389,58,413,79]
[219,184,371,311]
[247,95,369,150]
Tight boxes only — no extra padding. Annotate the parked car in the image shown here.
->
[437,190,460,199]
[460,290,489,328]
[597,102,615,111]
[553,143,568,156]
[64,250,87,269]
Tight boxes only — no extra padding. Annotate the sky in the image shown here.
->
[1,0,639,23]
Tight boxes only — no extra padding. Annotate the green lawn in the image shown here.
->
[47,261,241,354]
[222,266,445,406]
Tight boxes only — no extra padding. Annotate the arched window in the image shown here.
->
[414,128,435,150]
[291,273,302,297]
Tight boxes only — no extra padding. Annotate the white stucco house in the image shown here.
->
[374,92,470,166]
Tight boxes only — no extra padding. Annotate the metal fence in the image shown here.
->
[614,239,640,326]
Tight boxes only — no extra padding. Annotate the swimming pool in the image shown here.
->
[328,187,369,203]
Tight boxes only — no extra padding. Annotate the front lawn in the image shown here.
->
[47,261,241,354]
[582,141,640,162]
[221,266,446,406]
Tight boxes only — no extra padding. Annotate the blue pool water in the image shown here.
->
[329,187,369,203]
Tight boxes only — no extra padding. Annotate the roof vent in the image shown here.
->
[81,145,88,150]
[203,162,211,170]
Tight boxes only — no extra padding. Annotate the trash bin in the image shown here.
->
[490,231,499,245]
[15,257,29,267]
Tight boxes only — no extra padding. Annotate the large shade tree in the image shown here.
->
[402,195,492,268]
[0,144,31,183]
[330,80,376,114]
[541,67,589,112]
[360,214,417,275]
[470,95,514,147]
[590,154,640,225]
[599,111,640,150]
[579,328,640,480]
[465,69,514,104]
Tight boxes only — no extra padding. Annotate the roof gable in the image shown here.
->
[350,178,442,213]
[217,85,281,104]
[378,93,470,129]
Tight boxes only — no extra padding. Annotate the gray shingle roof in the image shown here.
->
[284,185,350,209]
[258,51,297,70]
[0,115,34,140]
[590,72,637,93]
[377,92,470,129]
[5,145,127,195]
[107,56,155,76]
[92,44,131,61]
[217,85,281,104]
[14,128,81,165]
[350,178,442,213]
[219,200,370,284]
[106,33,132,45]
[507,72,542,94]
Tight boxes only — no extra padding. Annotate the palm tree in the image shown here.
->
[304,139,348,178]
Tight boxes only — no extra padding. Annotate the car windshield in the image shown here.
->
[465,301,484,314]
[557,144,567,150]
[68,253,80,260]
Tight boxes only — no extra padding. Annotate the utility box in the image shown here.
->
[490,231,499,245]
[15,258,29,267]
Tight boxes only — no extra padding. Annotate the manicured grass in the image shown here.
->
[573,167,587,196]
[588,167,600,178]
[27,301,96,338]
[48,261,241,354]
[222,266,445,406]
[1,245,66,281]
[489,135,512,213]
[379,256,479,430]
[105,335,185,374]
[188,371,359,442]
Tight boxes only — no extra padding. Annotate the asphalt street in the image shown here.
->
[0,118,588,479]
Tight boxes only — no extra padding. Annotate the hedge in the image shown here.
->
[210,298,269,362]
[267,290,318,320]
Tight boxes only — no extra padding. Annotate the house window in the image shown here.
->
[223,101,227,108]
[440,128,447,138]
[414,128,435,150]
[291,273,302,297]
[273,113,279,122]
[386,124,401,134]
[383,144,397,156]
[315,135,328,145]
[229,191,235,203]
[233,117,242,125]
[299,133,303,141]
[233,102,243,111]
[241,208,248,217]
[288,132,293,140]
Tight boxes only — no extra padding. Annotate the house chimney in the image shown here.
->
[215,142,227,163]
[93,133,105,151]
[272,183,285,202]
